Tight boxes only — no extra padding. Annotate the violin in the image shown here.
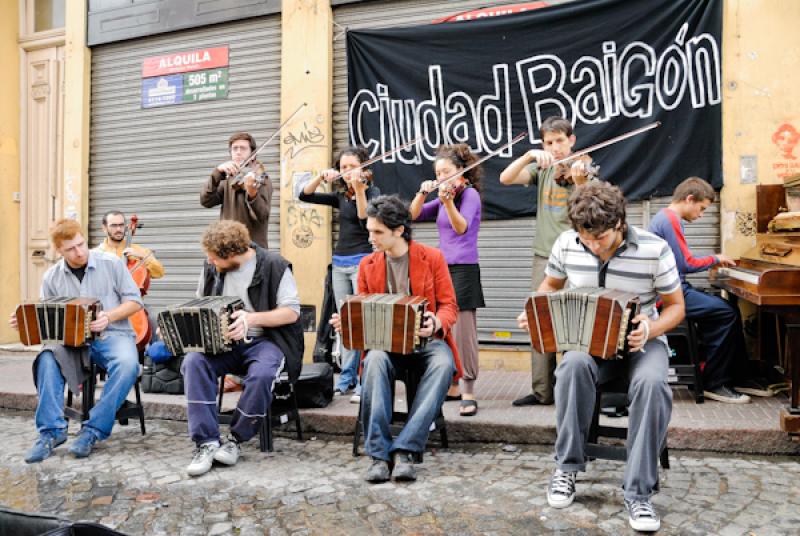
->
[229,160,269,191]
[553,154,600,187]
[333,169,373,200]
[438,180,467,201]
[125,214,152,351]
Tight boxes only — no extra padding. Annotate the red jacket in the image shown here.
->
[357,240,463,380]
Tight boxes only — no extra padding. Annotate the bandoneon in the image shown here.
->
[16,297,102,347]
[525,287,640,360]
[157,297,245,356]
[340,294,429,355]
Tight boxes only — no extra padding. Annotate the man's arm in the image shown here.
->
[652,210,720,275]
[200,169,226,208]
[247,267,301,328]
[431,250,459,336]
[500,150,551,185]
[244,179,272,223]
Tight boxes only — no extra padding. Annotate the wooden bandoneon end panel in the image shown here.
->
[340,294,429,355]
[16,297,102,347]
[525,287,640,360]
[157,297,245,356]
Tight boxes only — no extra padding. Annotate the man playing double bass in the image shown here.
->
[201,132,273,248]
[95,210,165,280]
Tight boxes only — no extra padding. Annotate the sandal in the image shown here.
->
[459,399,478,417]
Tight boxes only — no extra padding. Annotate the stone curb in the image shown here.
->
[1,391,797,456]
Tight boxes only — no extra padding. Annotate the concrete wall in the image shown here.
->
[721,0,800,257]
[0,0,21,343]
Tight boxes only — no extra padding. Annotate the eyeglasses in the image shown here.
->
[107,224,126,229]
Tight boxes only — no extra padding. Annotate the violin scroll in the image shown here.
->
[553,155,600,187]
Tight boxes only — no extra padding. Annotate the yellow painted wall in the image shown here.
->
[0,0,21,343]
[62,1,91,227]
[721,1,800,256]
[280,0,333,362]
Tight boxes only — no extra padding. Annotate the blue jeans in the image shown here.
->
[35,334,139,441]
[332,264,361,393]
[361,339,455,461]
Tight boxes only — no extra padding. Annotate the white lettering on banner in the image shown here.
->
[349,23,721,159]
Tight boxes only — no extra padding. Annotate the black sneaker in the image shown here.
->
[513,394,544,407]
[703,385,751,404]
[392,451,417,482]
[625,498,661,532]
[547,469,576,508]
[365,458,391,483]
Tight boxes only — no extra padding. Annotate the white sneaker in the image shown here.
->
[625,498,661,532]
[350,394,361,404]
[214,436,240,466]
[187,442,219,476]
[547,469,576,508]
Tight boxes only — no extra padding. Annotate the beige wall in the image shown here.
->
[721,1,800,257]
[0,0,21,343]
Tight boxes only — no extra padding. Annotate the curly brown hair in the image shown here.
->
[434,143,482,192]
[50,218,83,248]
[202,220,251,259]
[567,182,627,235]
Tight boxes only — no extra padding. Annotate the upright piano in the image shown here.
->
[709,185,800,435]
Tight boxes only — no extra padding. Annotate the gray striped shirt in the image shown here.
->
[545,226,681,344]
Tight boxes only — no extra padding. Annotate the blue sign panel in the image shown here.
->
[141,75,183,108]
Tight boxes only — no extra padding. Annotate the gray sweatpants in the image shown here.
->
[554,340,672,501]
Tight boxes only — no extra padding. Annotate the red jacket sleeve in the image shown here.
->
[431,250,459,336]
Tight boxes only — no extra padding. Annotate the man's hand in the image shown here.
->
[329,313,342,333]
[526,149,554,168]
[227,310,250,341]
[122,247,144,259]
[516,311,529,331]
[626,314,650,354]
[716,254,736,267]
[216,160,240,176]
[90,311,111,333]
[8,312,18,331]
[418,311,441,338]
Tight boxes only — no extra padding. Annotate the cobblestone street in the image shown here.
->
[1,411,799,535]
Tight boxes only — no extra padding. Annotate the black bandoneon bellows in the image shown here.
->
[157,297,245,356]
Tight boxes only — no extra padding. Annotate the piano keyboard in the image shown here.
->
[716,266,761,285]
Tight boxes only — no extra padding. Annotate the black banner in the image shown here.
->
[346,0,722,219]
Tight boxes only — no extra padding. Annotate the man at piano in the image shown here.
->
[330,195,463,483]
[8,219,144,462]
[94,210,165,280]
[517,182,684,532]
[182,220,304,477]
[650,177,759,404]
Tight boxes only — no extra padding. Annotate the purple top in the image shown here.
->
[417,187,481,265]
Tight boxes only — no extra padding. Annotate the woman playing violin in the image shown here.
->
[299,146,380,401]
[410,144,485,417]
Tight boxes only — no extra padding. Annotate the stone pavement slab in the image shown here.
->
[1,411,798,536]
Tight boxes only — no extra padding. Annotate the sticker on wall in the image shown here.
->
[740,155,757,184]
[735,210,756,237]
[771,123,800,179]
[141,47,229,109]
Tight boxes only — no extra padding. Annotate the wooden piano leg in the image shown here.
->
[779,313,800,435]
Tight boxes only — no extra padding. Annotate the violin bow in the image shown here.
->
[434,131,529,189]
[239,102,308,169]
[550,121,661,168]
[326,137,421,183]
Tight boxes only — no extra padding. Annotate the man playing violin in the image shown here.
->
[9,219,144,462]
[330,195,463,483]
[499,116,596,408]
[95,210,165,280]
[201,132,273,248]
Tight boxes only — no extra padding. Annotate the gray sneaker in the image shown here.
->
[625,498,661,532]
[392,451,417,482]
[703,385,751,404]
[213,436,240,466]
[187,442,219,476]
[547,469,577,508]
[365,458,391,483]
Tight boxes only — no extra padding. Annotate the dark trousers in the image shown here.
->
[683,282,748,391]
[182,338,285,446]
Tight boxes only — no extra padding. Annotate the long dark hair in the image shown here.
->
[334,145,369,171]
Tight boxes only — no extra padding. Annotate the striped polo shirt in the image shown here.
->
[545,225,682,345]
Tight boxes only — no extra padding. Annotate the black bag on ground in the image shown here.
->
[141,355,184,395]
[274,362,334,409]
[312,264,338,370]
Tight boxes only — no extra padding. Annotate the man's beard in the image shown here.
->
[216,260,242,273]
[108,230,126,242]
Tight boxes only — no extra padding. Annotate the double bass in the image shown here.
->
[125,215,153,351]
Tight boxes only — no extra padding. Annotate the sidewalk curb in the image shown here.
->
[2,392,797,456]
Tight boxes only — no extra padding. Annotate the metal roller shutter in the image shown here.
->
[331,0,719,345]
[89,16,281,311]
